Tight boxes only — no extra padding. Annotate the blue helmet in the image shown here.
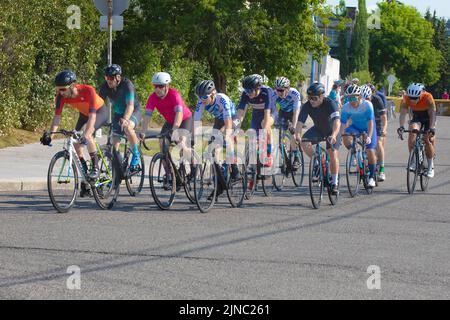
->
[54,70,76,87]
[104,64,122,76]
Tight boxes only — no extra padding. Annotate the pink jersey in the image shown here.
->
[145,88,192,124]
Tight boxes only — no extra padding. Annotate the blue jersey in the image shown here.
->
[341,100,375,131]
[273,88,301,113]
[194,93,236,121]
[238,85,276,117]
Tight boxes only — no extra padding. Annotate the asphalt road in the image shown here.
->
[1,117,449,300]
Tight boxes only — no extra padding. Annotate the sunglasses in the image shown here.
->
[348,96,359,102]
[276,88,286,93]
[57,87,69,92]
[308,95,320,102]
[200,95,210,101]
[244,88,256,95]
[104,75,115,81]
[153,84,166,89]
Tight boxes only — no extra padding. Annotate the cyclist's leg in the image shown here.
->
[74,112,89,168]
[112,113,124,151]
[343,125,359,149]
[366,128,378,180]
[301,126,319,159]
[85,106,110,177]
[408,113,421,153]
[326,132,341,187]
[123,110,142,167]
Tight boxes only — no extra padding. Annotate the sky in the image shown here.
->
[325,0,450,19]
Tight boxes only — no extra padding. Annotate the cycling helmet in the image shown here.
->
[406,83,424,98]
[242,74,262,90]
[345,84,361,96]
[274,77,290,89]
[195,80,215,97]
[307,82,325,96]
[54,70,76,87]
[360,85,372,99]
[104,64,122,76]
[152,72,171,85]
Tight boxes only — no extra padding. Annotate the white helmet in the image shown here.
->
[406,83,424,98]
[152,72,171,85]
[360,85,372,99]
[274,77,290,89]
[345,84,361,96]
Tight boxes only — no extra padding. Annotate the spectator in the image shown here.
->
[328,83,342,109]
[297,80,308,104]
[351,78,359,85]
[442,90,449,100]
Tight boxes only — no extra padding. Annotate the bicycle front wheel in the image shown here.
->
[346,148,360,197]
[125,146,145,196]
[406,149,419,194]
[309,154,323,209]
[291,149,305,187]
[226,163,247,208]
[194,158,217,213]
[47,151,78,213]
[92,149,119,210]
[419,149,429,192]
[149,153,176,210]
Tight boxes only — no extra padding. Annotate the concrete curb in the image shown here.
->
[0,179,47,192]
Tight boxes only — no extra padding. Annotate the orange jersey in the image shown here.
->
[55,84,104,116]
[403,92,435,112]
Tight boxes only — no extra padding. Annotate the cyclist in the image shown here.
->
[366,84,387,181]
[297,82,341,194]
[236,74,276,168]
[40,70,108,197]
[272,76,302,168]
[193,80,240,198]
[98,64,142,173]
[341,85,378,188]
[397,83,436,178]
[141,71,193,158]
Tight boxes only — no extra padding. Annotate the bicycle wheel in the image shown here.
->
[125,146,145,197]
[361,154,374,195]
[245,164,257,200]
[272,143,286,191]
[260,165,274,197]
[47,151,78,213]
[327,173,339,205]
[92,149,119,210]
[406,149,419,194]
[346,148,360,197]
[309,154,323,209]
[149,152,176,210]
[194,158,217,213]
[226,163,247,208]
[419,149,429,191]
[291,149,305,187]
[179,152,200,204]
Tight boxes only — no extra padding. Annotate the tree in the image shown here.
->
[424,10,449,98]
[336,0,350,78]
[129,0,329,93]
[368,1,441,87]
[351,0,369,72]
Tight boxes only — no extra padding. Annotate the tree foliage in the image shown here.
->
[351,0,369,72]
[368,1,441,88]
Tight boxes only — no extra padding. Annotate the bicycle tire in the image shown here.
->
[179,160,196,204]
[47,151,78,213]
[272,142,286,191]
[346,148,360,197]
[419,149,430,191]
[291,149,305,187]
[194,158,217,213]
[309,154,323,209]
[226,163,247,208]
[125,146,145,196]
[406,149,419,194]
[244,164,257,200]
[92,149,119,210]
[149,152,176,210]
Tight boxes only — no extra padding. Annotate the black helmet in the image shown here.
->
[307,82,325,96]
[242,74,262,90]
[54,70,76,87]
[104,64,122,76]
[195,80,215,97]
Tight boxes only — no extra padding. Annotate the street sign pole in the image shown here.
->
[107,0,113,66]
